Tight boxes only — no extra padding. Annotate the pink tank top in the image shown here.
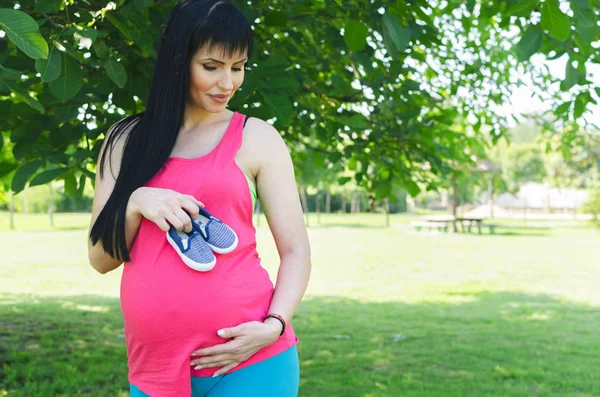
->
[120,112,298,397]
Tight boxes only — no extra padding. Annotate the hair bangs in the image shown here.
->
[189,2,253,59]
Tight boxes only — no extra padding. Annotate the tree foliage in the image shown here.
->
[0,0,598,200]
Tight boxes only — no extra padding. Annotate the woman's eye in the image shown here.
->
[203,65,217,71]
[232,68,243,72]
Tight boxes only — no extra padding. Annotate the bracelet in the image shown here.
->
[264,313,286,336]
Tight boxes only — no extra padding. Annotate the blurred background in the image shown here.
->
[1,0,600,396]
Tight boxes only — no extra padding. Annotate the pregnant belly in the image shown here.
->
[120,260,274,345]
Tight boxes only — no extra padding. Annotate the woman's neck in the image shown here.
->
[182,106,231,131]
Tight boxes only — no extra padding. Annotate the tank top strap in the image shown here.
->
[212,111,246,166]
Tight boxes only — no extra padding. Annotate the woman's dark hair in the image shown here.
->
[90,0,253,261]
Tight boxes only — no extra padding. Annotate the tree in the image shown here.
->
[502,144,547,193]
[1,0,598,203]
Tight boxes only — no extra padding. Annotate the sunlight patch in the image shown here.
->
[74,304,109,313]
[61,301,109,312]
[529,312,552,320]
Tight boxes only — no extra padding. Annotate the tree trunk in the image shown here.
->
[49,184,55,228]
[452,174,458,217]
[451,174,458,232]
[406,195,415,213]
[488,178,494,219]
[384,198,390,228]
[341,195,346,213]
[316,192,321,225]
[21,192,28,214]
[9,191,15,231]
[299,183,309,226]
[325,189,331,213]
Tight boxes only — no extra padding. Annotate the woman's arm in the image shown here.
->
[253,119,311,327]
[87,131,141,274]
[88,132,204,274]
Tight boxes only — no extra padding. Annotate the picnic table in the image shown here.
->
[411,215,497,234]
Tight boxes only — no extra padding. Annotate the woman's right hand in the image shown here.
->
[127,187,204,233]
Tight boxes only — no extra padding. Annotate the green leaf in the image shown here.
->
[77,174,86,197]
[352,52,375,74]
[0,163,18,179]
[104,58,127,89]
[0,66,22,80]
[515,28,543,61]
[554,101,571,115]
[106,13,136,41]
[262,93,292,125]
[573,93,587,119]
[348,157,357,171]
[508,0,539,17]
[570,0,590,11]
[134,0,153,10]
[405,180,421,197]
[561,61,579,91]
[80,167,95,182]
[346,114,370,129]
[541,0,571,41]
[54,104,79,123]
[338,176,351,185]
[49,54,83,102]
[355,172,364,183]
[375,180,392,199]
[382,14,411,52]
[258,56,289,70]
[344,20,368,52]
[0,9,49,60]
[466,0,476,13]
[0,78,45,113]
[35,44,61,83]
[258,77,300,91]
[29,167,69,187]
[264,11,288,27]
[34,0,62,13]
[93,39,108,58]
[64,173,77,197]
[11,160,44,194]
[576,10,598,42]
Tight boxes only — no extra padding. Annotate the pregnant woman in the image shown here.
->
[87,1,311,396]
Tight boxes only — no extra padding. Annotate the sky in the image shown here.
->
[502,54,600,128]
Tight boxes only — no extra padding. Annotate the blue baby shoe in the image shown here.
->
[166,226,216,272]
[192,207,238,254]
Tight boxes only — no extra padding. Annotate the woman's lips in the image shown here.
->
[209,94,229,103]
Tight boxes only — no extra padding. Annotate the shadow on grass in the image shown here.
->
[9,227,90,233]
[1,292,599,397]
[310,223,387,229]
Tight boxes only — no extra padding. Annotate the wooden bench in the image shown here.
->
[458,220,497,234]
[480,223,497,234]
[411,221,450,233]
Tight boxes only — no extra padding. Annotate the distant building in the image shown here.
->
[481,182,588,213]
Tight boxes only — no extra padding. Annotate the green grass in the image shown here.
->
[1,212,600,396]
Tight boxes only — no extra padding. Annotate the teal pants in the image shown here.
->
[130,345,299,397]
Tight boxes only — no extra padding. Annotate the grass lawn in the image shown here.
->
[1,211,600,396]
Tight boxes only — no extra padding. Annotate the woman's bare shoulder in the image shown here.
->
[242,116,287,151]
[238,116,291,176]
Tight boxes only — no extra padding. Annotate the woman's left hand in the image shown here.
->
[190,320,282,376]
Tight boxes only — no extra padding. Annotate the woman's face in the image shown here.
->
[188,45,247,113]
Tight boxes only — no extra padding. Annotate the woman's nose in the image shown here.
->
[218,72,234,90]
